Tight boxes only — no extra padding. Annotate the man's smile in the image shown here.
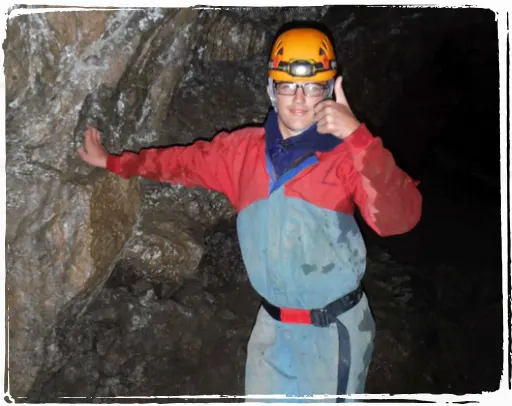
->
[289,108,308,116]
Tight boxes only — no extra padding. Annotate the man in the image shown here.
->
[78,26,422,401]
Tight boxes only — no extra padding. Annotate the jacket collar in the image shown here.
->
[264,110,341,154]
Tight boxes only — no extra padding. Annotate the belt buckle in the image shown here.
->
[310,308,332,327]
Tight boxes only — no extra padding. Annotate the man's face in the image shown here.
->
[271,82,328,139]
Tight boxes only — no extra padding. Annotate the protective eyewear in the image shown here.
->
[274,82,330,97]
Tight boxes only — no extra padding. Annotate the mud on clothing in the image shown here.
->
[106,112,422,401]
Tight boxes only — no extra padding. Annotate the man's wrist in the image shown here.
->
[343,123,374,154]
[339,119,362,140]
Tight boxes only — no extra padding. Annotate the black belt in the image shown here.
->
[261,285,364,327]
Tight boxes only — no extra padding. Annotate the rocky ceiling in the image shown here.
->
[4,5,502,401]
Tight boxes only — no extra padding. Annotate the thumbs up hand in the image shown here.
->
[314,76,361,139]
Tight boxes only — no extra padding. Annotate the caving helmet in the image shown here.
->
[267,27,337,110]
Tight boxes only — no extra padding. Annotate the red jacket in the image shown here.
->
[107,123,421,236]
[107,123,422,308]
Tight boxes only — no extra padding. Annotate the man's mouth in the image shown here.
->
[289,108,308,116]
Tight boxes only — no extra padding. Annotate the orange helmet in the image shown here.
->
[268,27,337,82]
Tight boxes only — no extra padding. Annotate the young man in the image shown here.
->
[78,26,422,401]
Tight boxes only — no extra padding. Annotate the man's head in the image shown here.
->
[267,27,337,138]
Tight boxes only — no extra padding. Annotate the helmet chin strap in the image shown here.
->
[267,77,336,113]
[326,79,335,99]
[267,77,278,112]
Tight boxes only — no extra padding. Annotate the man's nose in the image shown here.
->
[293,86,306,103]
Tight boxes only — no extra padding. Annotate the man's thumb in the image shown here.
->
[77,146,86,160]
[334,76,347,105]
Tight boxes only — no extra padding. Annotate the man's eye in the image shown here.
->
[307,84,323,91]
[280,83,295,90]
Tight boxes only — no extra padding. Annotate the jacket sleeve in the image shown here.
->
[341,124,422,237]
[106,131,238,205]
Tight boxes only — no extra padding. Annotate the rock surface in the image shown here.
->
[5,6,329,398]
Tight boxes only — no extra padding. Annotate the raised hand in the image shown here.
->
[314,76,361,139]
[76,125,108,168]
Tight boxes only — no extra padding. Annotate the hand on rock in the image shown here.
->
[77,125,108,169]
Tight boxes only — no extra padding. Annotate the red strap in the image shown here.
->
[280,308,312,324]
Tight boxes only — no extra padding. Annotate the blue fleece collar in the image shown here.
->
[264,110,341,178]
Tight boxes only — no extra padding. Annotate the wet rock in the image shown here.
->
[100,339,130,377]
[199,218,248,287]
[96,329,119,356]
[94,376,129,399]
[152,280,181,300]
[130,279,155,296]
[25,258,260,400]
[6,172,141,397]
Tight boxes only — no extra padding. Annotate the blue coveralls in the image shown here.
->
[238,112,376,402]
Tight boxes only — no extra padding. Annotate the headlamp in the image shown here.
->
[269,59,336,78]
[289,60,314,77]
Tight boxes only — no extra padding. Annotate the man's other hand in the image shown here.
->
[77,126,108,169]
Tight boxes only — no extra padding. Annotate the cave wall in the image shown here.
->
[4,6,330,397]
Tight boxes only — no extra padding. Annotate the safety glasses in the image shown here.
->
[274,82,330,97]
